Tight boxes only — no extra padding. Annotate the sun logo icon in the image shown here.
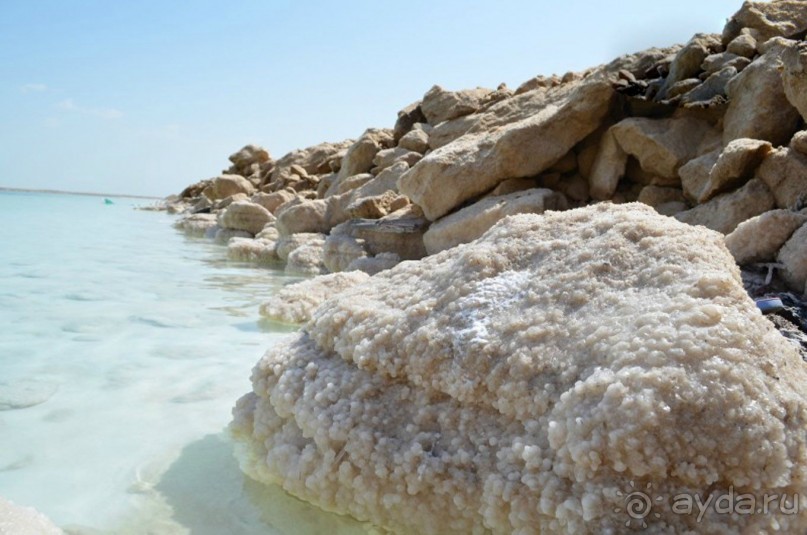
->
[614,481,664,528]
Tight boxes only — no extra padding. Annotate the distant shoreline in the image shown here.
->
[0,186,162,200]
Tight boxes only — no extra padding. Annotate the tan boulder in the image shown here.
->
[324,173,374,197]
[675,178,776,234]
[781,41,807,122]
[612,117,721,180]
[275,198,329,236]
[778,224,807,293]
[723,0,807,43]
[266,140,354,189]
[275,233,326,262]
[726,32,757,59]
[681,138,772,204]
[637,186,687,208]
[790,130,807,155]
[337,129,394,181]
[588,129,629,200]
[219,201,274,235]
[723,39,802,146]
[327,162,409,228]
[423,189,567,254]
[420,85,491,125]
[214,228,252,244]
[657,34,721,100]
[250,190,295,214]
[392,101,426,143]
[725,209,807,264]
[229,144,271,170]
[259,272,371,325]
[757,147,807,209]
[400,80,615,220]
[346,191,409,220]
[488,177,537,197]
[335,205,429,260]
[173,213,218,237]
[372,147,421,172]
[397,124,431,154]
[202,174,255,201]
[212,192,249,211]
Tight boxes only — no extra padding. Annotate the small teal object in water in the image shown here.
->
[756,297,784,315]
[104,198,114,205]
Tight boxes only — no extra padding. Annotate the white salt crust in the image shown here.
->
[259,272,371,325]
[232,203,807,534]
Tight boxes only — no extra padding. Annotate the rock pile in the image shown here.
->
[169,0,807,297]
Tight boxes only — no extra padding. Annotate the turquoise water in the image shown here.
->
[0,192,369,534]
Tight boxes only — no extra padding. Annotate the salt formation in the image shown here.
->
[231,203,807,534]
[0,496,63,534]
[259,271,370,324]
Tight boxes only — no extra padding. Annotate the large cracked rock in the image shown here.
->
[399,80,615,220]
[231,203,807,535]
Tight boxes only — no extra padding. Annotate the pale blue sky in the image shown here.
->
[1,0,741,196]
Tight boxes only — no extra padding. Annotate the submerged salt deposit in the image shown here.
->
[232,203,807,534]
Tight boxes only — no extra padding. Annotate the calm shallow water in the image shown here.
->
[0,191,370,534]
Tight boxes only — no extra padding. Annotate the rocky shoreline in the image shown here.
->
[149,1,807,533]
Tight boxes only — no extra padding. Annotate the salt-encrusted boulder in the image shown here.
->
[680,138,772,204]
[219,201,274,235]
[675,178,775,234]
[725,209,807,264]
[0,496,63,535]
[203,174,255,201]
[275,233,326,262]
[423,189,567,254]
[214,228,252,245]
[227,237,280,265]
[173,213,218,237]
[259,272,370,324]
[346,252,401,275]
[285,243,326,275]
[399,80,615,220]
[337,129,394,181]
[420,85,491,125]
[778,223,807,293]
[323,233,368,272]
[723,39,802,146]
[757,147,807,209]
[723,0,807,43]
[231,203,807,535]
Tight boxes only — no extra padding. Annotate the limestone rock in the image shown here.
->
[275,233,326,262]
[259,272,371,325]
[337,129,394,181]
[334,205,429,260]
[229,144,271,173]
[213,193,249,211]
[227,237,280,265]
[657,33,722,100]
[372,147,420,172]
[675,178,776,234]
[757,147,807,209]
[679,66,737,105]
[423,189,568,254]
[701,52,746,75]
[420,85,491,125]
[781,41,807,122]
[487,177,537,197]
[327,162,410,228]
[726,32,757,59]
[778,224,807,293]
[723,39,802,146]
[232,203,807,535]
[346,191,409,220]
[588,129,628,200]
[681,138,772,204]
[611,117,720,180]
[726,209,807,264]
[203,174,255,201]
[637,186,687,208]
[400,80,615,220]
[397,124,431,154]
[791,131,807,155]
[325,173,374,198]
[214,228,252,245]
[723,0,807,43]
[393,101,426,143]
[266,140,353,189]
[323,234,368,273]
[275,199,329,236]
[251,190,295,214]
[219,201,274,235]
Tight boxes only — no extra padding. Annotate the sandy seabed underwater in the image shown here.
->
[0,191,371,534]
